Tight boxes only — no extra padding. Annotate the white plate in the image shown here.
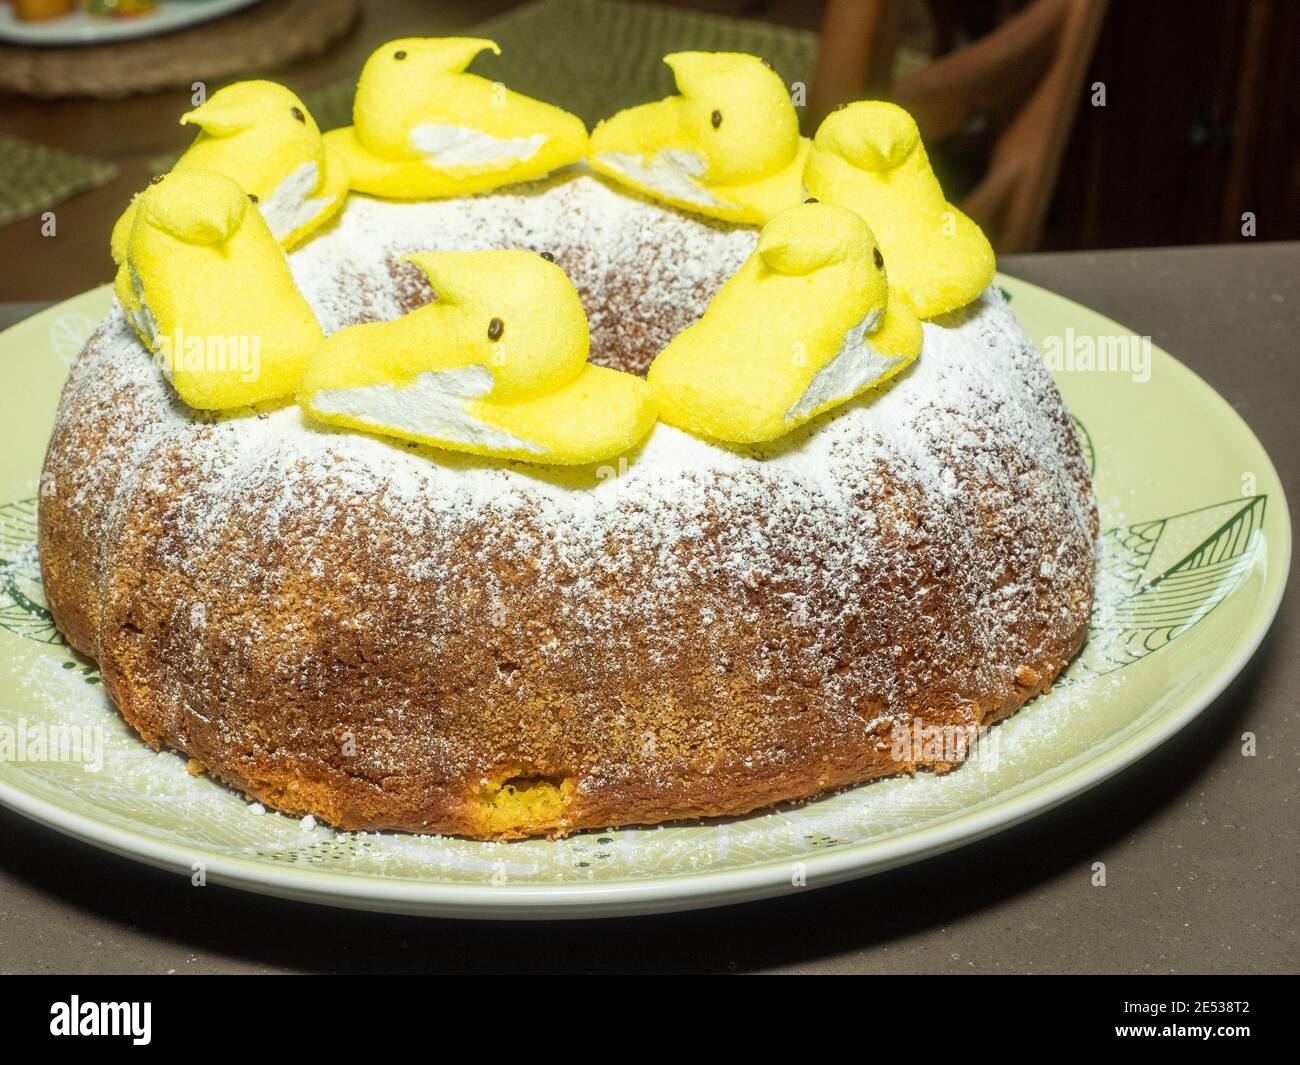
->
[0,0,262,46]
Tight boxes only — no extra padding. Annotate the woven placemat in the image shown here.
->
[0,0,359,100]
[469,0,818,128]
[0,133,118,229]
[241,0,817,143]
[143,0,818,174]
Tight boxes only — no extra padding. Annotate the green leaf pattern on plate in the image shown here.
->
[1064,495,1267,681]
[0,498,64,647]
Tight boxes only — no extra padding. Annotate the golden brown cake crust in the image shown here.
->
[38,175,1096,840]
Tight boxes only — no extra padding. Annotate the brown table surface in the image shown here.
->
[0,241,1295,974]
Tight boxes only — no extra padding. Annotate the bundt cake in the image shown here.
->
[37,42,1096,840]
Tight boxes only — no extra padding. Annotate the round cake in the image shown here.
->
[39,168,1096,839]
[38,41,1097,839]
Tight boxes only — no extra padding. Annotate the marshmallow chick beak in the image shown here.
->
[647,202,921,444]
[121,169,324,411]
[180,93,266,139]
[297,249,656,465]
[589,51,809,224]
[805,101,995,318]
[322,37,588,200]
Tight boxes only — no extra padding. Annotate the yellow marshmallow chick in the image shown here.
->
[588,51,809,224]
[120,170,324,410]
[805,101,995,318]
[112,82,348,253]
[322,38,588,199]
[648,202,921,444]
[298,250,656,465]
[111,199,143,330]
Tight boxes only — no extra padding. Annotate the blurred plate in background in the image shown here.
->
[0,0,262,46]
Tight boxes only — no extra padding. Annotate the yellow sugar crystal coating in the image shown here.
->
[589,51,807,224]
[870,292,924,357]
[648,202,921,443]
[297,249,656,465]
[471,363,657,463]
[805,101,995,318]
[325,37,588,199]
[120,169,324,410]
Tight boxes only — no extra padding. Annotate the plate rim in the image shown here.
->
[0,276,1290,919]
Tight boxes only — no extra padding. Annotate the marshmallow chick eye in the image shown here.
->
[297,249,657,466]
[588,50,808,224]
[805,99,995,318]
[647,201,921,444]
[321,37,588,200]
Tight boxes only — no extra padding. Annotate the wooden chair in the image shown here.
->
[809,0,1108,253]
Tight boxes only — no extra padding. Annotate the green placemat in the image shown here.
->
[147,0,818,175]
[302,77,357,134]
[470,0,817,128]
[0,133,118,230]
